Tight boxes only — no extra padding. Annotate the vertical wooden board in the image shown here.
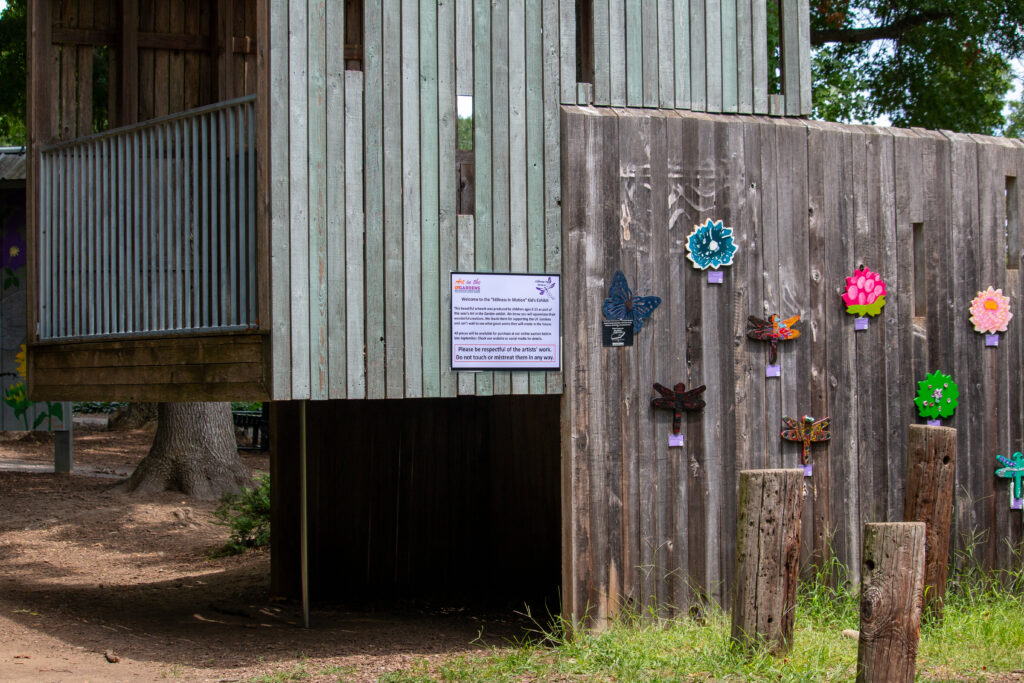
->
[491,0,511,396]
[154,2,170,117]
[703,0,722,112]
[720,0,737,113]
[615,109,651,611]
[735,0,752,113]
[559,0,576,103]
[758,118,782,468]
[797,0,812,115]
[455,0,472,96]
[326,0,347,399]
[543,0,563,394]
[688,0,706,112]
[137,2,154,124]
[474,0,494,396]
[76,0,94,138]
[623,0,642,107]
[713,115,745,601]
[509,0,529,395]
[820,122,858,579]
[364,0,387,399]
[287,0,310,399]
[640,0,657,107]
[421,0,442,398]
[526,0,547,394]
[593,0,610,104]
[169,0,185,114]
[383,0,405,398]
[672,0,689,109]
[656,0,674,108]
[803,120,834,572]
[344,72,366,399]
[438,0,459,397]
[872,129,904,524]
[779,0,799,116]
[308,0,329,400]
[750,0,767,114]
[402,0,422,397]
[609,0,626,106]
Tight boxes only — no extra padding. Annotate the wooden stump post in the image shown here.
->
[731,469,804,654]
[903,425,956,619]
[857,522,926,683]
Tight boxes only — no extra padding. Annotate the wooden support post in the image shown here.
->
[731,469,804,654]
[856,522,926,683]
[54,425,73,473]
[903,425,956,619]
[119,0,139,126]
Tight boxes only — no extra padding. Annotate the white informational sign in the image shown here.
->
[451,272,561,371]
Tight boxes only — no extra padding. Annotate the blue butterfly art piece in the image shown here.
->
[602,270,662,333]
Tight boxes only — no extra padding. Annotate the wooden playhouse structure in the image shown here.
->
[25,0,1024,626]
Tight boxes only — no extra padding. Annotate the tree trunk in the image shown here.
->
[121,402,251,500]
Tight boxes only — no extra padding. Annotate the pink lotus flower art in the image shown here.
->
[969,287,1012,335]
[841,267,887,317]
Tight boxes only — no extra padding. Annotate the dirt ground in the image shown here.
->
[0,421,530,682]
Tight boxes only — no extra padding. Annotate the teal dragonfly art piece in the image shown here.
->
[996,452,1024,501]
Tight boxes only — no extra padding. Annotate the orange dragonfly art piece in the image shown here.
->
[746,314,800,365]
[780,415,831,467]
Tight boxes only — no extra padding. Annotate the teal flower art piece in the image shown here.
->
[996,452,1024,501]
[914,371,959,419]
[685,219,738,270]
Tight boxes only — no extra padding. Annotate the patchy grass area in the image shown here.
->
[365,559,1024,683]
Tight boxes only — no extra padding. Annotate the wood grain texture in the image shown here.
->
[731,469,803,654]
[857,523,926,683]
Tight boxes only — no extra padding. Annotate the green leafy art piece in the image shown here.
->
[914,371,959,420]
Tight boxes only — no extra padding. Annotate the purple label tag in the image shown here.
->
[707,270,724,284]
[854,317,869,331]
[986,334,1000,347]
[803,464,813,478]
[1012,496,1023,510]
[766,364,781,378]
[669,433,686,448]
[927,419,941,427]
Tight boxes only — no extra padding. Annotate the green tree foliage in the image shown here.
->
[811,1,1024,135]
[0,0,26,146]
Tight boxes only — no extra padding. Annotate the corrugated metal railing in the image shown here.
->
[37,95,257,340]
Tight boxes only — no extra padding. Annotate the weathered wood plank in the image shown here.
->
[455,0,472,96]
[704,0,722,111]
[402,0,422,397]
[492,0,512,396]
[474,0,494,396]
[624,0,642,106]
[656,0,674,108]
[720,0,738,112]
[558,0,576,103]
[383,0,404,397]
[672,0,689,109]
[344,71,365,399]
[287,0,310,399]
[640,0,657,107]
[363,0,386,399]
[326,0,347,399]
[420,0,441,397]
[593,0,610,104]
[609,0,626,106]
[439,0,459,397]
[750,0,767,113]
[308,0,329,400]
[735,0,752,113]
[526,0,547,394]
[456,214,477,395]
[543,0,564,394]
[509,0,529,395]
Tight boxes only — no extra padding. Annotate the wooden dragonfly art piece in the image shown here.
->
[652,382,706,435]
[996,452,1024,502]
[781,415,831,466]
[746,315,800,364]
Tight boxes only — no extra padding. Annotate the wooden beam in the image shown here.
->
[119,0,139,125]
[53,28,221,53]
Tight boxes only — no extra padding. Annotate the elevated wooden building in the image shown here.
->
[26,0,1023,626]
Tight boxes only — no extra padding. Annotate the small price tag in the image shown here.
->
[986,334,1000,347]
[1012,496,1023,511]
[802,464,813,478]
[707,271,724,284]
[669,433,686,448]
[927,419,941,427]
[766,364,781,378]
[854,317,869,331]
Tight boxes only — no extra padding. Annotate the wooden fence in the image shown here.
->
[561,107,1024,626]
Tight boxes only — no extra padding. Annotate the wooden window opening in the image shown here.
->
[345,0,364,71]
[913,222,927,318]
[457,95,474,216]
[575,0,594,86]
[1007,176,1019,270]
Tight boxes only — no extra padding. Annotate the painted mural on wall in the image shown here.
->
[0,189,68,432]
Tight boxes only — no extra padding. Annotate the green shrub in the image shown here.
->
[73,401,126,414]
[212,473,270,556]
[231,401,263,412]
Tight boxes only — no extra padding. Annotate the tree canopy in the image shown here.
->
[811,0,1024,135]
[0,0,25,146]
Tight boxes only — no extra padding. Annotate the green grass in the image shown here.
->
[370,556,1023,682]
